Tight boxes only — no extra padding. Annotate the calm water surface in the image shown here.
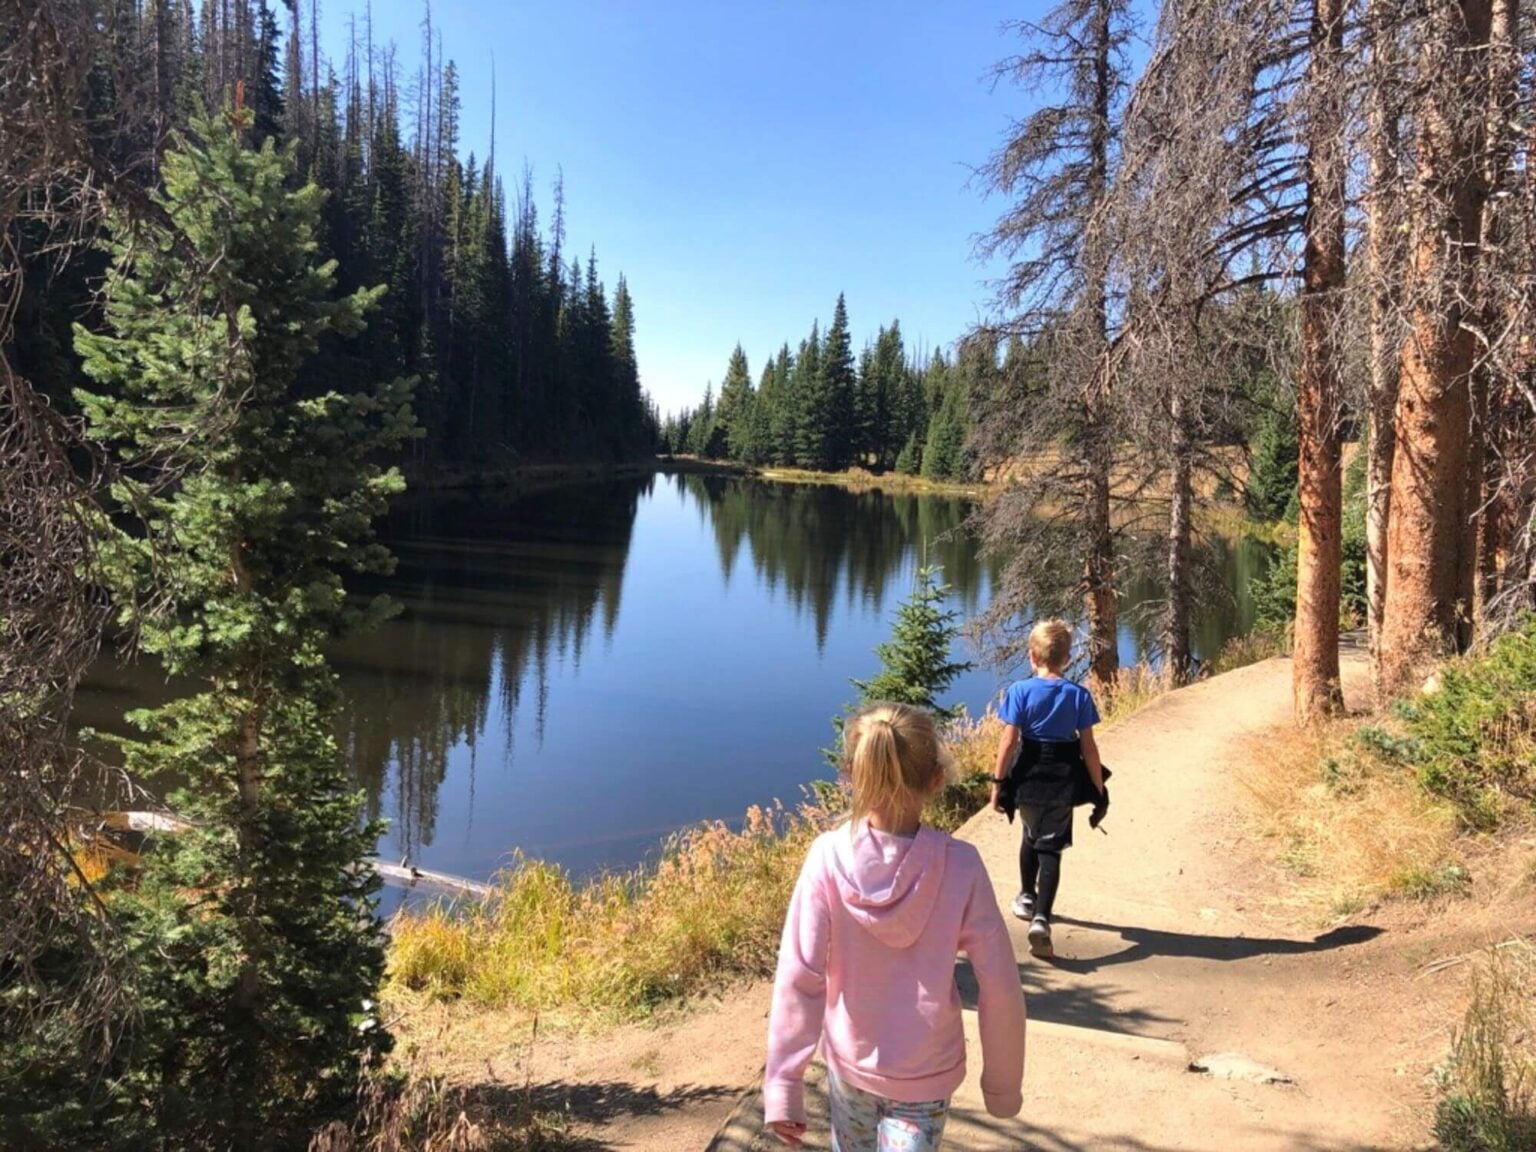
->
[81,474,1274,887]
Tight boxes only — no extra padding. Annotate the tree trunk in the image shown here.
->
[1293,0,1347,721]
[1084,443,1118,692]
[1380,0,1493,696]
[1470,0,1520,629]
[1364,0,1402,697]
[1083,0,1119,699]
[1165,389,1193,685]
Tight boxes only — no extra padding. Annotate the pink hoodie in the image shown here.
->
[763,821,1025,1126]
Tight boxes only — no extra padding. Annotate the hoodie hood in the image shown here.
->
[827,822,947,948]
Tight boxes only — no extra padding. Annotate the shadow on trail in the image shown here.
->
[949,1112,1389,1152]
[954,958,1177,1036]
[457,1078,735,1151]
[1047,917,1384,974]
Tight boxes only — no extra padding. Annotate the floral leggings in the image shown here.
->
[827,1068,950,1152]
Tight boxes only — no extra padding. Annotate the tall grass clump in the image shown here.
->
[1433,940,1536,1152]
[1208,625,1289,676]
[389,802,823,1020]
[1362,618,1536,829]
[388,719,1003,1023]
[1100,661,1174,724]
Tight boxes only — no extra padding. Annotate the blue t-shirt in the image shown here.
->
[999,677,1100,743]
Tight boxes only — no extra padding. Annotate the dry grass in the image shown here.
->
[1207,626,1289,675]
[755,465,987,498]
[1434,938,1536,1152]
[388,719,1002,1025]
[1237,719,1461,917]
[1100,662,1176,724]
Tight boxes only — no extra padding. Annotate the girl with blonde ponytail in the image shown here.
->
[764,703,1025,1151]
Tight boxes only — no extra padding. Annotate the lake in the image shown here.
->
[78,472,1275,889]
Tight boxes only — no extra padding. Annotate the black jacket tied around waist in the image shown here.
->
[1000,737,1112,825]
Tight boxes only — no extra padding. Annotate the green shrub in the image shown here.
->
[1393,619,1536,825]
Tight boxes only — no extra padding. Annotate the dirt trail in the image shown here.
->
[422,654,1516,1150]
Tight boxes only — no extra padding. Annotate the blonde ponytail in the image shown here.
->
[841,702,951,826]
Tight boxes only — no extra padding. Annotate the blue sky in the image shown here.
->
[317,1,1040,415]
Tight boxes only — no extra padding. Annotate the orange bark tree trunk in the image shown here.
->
[1293,0,1348,721]
[1380,0,1493,696]
[1364,0,1403,697]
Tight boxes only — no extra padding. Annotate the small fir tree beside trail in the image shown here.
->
[825,563,973,778]
[852,564,974,717]
[71,102,415,1147]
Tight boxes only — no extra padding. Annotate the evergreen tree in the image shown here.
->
[869,321,908,468]
[854,345,878,466]
[611,275,644,454]
[72,104,414,1145]
[739,360,776,465]
[767,343,796,465]
[852,564,974,716]
[1246,403,1300,521]
[688,384,721,457]
[818,293,857,469]
[920,352,967,481]
[790,322,825,467]
[716,343,753,459]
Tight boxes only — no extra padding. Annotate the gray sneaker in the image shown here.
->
[1011,892,1035,920]
[1028,916,1054,959]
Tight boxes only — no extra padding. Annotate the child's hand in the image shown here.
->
[769,1120,807,1147]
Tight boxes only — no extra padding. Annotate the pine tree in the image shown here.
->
[767,343,796,465]
[790,322,824,467]
[72,104,415,1144]
[716,343,753,458]
[819,293,856,469]
[869,321,907,469]
[611,275,643,455]
[852,564,974,717]
[739,360,776,465]
[688,384,718,457]
[1246,403,1300,521]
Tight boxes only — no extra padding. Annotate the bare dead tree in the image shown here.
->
[1113,0,1275,681]
[971,0,1138,693]
[0,0,134,1052]
[1361,0,1407,696]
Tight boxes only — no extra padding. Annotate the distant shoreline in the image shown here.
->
[401,455,985,498]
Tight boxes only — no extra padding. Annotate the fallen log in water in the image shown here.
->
[90,811,492,898]
[373,860,491,898]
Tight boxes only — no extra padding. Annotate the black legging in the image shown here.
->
[1020,842,1062,920]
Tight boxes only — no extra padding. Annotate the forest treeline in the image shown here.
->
[658,296,988,483]
[11,0,658,472]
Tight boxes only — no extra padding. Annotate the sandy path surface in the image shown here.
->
[422,654,1524,1150]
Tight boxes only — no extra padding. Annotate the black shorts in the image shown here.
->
[1019,804,1073,852]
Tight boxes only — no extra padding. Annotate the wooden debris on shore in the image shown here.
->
[84,811,493,899]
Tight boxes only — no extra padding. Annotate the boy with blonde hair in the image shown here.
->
[988,620,1104,958]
